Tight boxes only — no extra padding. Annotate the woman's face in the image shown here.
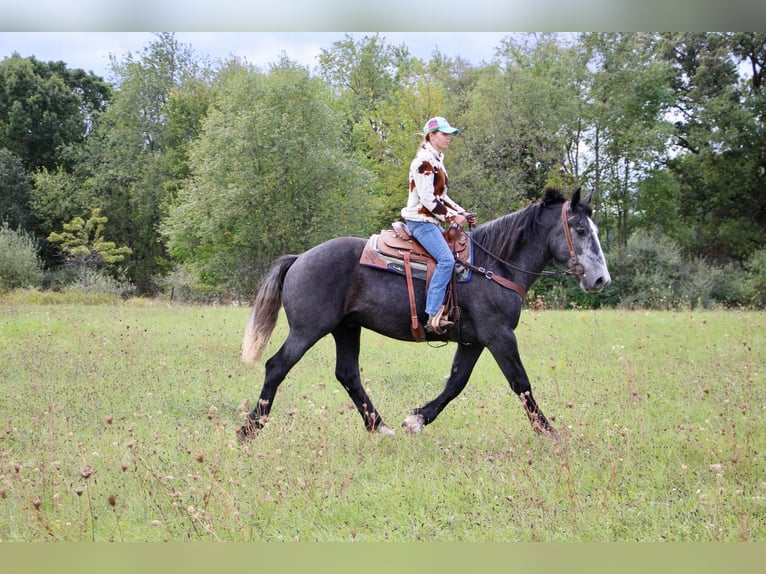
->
[429,131,453,152]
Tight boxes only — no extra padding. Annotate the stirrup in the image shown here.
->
[425,306,453,334]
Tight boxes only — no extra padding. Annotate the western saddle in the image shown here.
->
[359,222,470,341]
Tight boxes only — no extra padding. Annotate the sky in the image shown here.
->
[0,32,513,80]
[2,1,542,31]
[0,1,682,32]
[1,1,763,80]
[3,1,761,38]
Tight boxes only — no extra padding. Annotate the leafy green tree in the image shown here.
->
[80,33,212,294]
[0,147,32,229]
[318,34,420,228]
[459,33,589,217]
[659,32,766,262]
[318,33,409,129]
[0,55,110,244]
[28,166,95,262]
[0,53,110,172]
[401,53,482,221]
[426,52,483,121]
[581,32,675,248]
[47,208,131,293]
[357,54,463,226]
[163,58,376,297]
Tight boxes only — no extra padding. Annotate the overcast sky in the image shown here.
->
[0,32,514,80]
[4,1,761,41]
[1,2,763,81]
[0,1,672,32]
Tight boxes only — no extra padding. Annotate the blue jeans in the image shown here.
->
[406,220,455,317]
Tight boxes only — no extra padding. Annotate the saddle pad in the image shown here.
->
[359,232,473,283]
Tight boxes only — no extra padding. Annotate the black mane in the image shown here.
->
[472,187,567,261]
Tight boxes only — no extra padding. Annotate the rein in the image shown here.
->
[455,256,527,299]
[458,200,585,295]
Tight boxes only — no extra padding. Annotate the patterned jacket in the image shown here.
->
[400,141,464,224]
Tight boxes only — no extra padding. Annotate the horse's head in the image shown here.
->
[551,188,611,293]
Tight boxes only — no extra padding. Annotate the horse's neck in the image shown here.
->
[474,214,553,288]
[500,248,550,291]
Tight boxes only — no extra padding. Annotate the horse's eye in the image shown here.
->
[576,226,587,236]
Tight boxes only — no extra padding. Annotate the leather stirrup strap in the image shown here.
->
[403,251,426,342]
[446,261,460,324]
[447,240,462,323]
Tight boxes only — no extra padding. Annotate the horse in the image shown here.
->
[237,187,611,441]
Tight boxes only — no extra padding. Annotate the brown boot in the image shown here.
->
[426,305,453,334]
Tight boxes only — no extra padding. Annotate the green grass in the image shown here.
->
[1,301,764,541]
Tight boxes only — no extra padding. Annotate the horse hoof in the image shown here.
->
[236,419,261,442]
[376,423,395,436]
[236,426,251,442]
[402,414,424,435]
[534,422,561,441]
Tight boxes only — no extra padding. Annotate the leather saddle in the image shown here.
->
[360,222,471,281]
[359,222,472,341]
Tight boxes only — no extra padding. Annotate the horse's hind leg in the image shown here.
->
[332,323,393,435]
[402,343,484,434]
[237,332,316,441]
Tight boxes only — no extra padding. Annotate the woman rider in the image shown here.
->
[400,116,475,334]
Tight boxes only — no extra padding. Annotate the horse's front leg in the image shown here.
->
[488,330,559,439]
[402,343,484,434]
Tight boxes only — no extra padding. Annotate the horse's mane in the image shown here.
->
[472,187,567,261]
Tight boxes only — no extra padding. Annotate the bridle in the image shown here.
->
[473,200,586,277]
[452,200,588,301]
[559,200,586,277]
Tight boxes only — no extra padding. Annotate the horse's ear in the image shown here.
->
[583,190,593,207]
[570,187,582,209]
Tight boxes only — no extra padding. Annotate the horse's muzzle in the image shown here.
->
[581,272,611,293]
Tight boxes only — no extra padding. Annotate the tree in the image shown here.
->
[355,51,472,226]
[79,33,212,294]
[459,33,589,218]
[30,167,92,236]
[318,33,409,128]
[0,53,110,172]
[27,166,95,265]
[318,34,420,227]
[581,32,675,248]
[0,54,110,244]
[660,32,766,262]
[0,147,32,229]
[163,58,376,297]
[47,208,131,293]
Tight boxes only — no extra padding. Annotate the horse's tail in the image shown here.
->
[241,255,298,363]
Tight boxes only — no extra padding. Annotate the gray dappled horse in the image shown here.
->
[238,187,610,441]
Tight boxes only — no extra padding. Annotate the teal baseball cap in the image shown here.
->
[424,116,459,135]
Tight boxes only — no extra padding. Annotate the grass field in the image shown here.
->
[0,301,764,541]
